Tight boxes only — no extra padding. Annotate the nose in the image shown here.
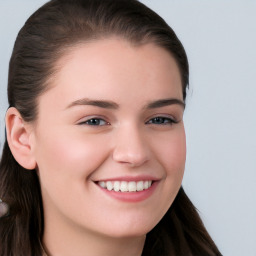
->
[112,125,150,167]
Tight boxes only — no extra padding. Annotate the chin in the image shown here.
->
[100,218,159,239]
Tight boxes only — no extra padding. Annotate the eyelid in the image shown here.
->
[77,115,110,126]
[145,114,178,125]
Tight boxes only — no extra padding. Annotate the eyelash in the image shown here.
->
[78,116,177,126]
[146,116,177,125]
[78,118,110,126]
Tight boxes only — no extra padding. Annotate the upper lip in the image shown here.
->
[94,175,160,182]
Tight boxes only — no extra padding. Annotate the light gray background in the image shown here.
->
[0,1,255,255]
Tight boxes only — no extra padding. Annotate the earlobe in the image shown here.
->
[5,107,36,170]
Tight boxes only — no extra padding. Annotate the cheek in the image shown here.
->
[154,127,186,177]
[33,129,112,220]
[145,128,186,225]
[167,131,186,175]
[33,128,110,183]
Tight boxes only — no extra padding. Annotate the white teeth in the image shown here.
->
[113,181,120,192]
[106,181,113,191]
[144,181,149,189]
[136,181,144,191]
[98,180,153,192]
[120,181,128,192]
[98,181,105,188]
[128,181,137,192]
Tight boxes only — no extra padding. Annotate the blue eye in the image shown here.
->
[79,118,109,126]
[146,117,176,125]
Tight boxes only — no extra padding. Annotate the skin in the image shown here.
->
[8,38,186,256]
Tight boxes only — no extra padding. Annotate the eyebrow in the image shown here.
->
[146,98,185,109]
[66,98,119,109]
[66,97,185,110]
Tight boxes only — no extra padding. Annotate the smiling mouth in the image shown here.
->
[97,180,153,192]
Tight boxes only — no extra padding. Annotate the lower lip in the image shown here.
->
[96,181,158,202]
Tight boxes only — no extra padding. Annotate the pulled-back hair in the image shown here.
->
[0,0,221,255]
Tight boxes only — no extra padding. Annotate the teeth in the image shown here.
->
[128,181,136,192]
[144,181,149,189]
[99,181,105,188]
[97,180,153,192]
[120,181,128,192]
[113,181,120,192]
[136,181,144,191]
[106,181,113,191]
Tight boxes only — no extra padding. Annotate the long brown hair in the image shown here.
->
[0,0,221,255]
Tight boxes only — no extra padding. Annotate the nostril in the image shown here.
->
[112,150,149,167]
[112,128,150,166]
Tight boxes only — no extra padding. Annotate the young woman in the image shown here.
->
[0,0,221,255]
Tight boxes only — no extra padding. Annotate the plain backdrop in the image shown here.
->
[0,1,256,255]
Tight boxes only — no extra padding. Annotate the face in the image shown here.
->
[30,38,186,239]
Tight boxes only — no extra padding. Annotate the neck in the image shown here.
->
[42,213,145,256]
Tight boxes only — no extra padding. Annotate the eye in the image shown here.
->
[78,118,109,126]
[146,116,177,125]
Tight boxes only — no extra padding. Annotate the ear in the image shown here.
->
[5,107,36,170]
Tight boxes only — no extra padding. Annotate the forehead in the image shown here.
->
[39,38,183,111]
